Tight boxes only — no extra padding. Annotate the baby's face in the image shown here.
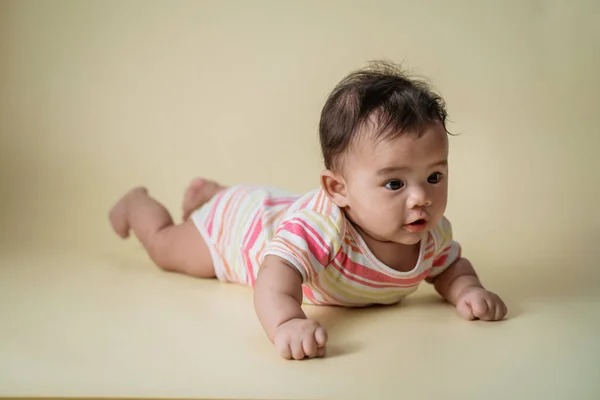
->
[342,123,449,246]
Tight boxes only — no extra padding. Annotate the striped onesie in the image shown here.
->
[191,185,461,307]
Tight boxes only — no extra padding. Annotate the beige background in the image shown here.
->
[1,0,599,399]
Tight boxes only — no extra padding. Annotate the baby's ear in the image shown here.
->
[320,170,349,208]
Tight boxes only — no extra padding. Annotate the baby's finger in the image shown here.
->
[482,298,496,321]
[493,303,504,321]
[314,326,328,347]
[472,297,489,319]
[457,300,474,320]
[290,338,306,360]
[495,301,507,320]
[275,339,292,360]
[316,345,326,358]
[302,336,318,358]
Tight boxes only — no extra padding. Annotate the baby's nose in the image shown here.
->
[407,187,431,208]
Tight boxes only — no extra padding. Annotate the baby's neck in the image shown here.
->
[353,224,421,273]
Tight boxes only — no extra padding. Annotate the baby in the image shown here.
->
[110,61,507,360]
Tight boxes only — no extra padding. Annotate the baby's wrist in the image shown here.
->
[276,316,306,330]
[456,284,484,299]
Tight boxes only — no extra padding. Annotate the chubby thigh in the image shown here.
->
[149,218,217,279]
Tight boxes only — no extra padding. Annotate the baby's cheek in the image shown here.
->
[433,190,448,208]
[382,209,405,230]
[366,209,389,230]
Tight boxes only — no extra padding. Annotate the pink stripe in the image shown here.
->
[242,251,253,286]
[432,253,448,267]
[334,252,429,287]
[205,190,227,234]
[264,197,299,207]
[302,285,316,302]
[433,245,461,268]
[283,219,330,266]
[242,213,263,286]
[242,210,262,248]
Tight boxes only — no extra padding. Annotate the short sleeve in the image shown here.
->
[426,216,462,281]
[262,209,342,283]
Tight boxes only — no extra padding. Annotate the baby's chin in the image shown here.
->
[396,235,425,246]
[392,230,429,246]
[358,225,428,246]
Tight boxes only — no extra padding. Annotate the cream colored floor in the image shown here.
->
[1,0,600,399]
[1,237,599,399]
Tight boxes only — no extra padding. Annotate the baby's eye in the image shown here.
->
[427,172,443,184]
[385,180,405,191]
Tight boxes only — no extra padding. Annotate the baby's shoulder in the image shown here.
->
[428,215,457,248]
[279,188,345,236]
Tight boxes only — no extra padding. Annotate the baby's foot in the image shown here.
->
[182,178,225,221]
[109,187,147,238]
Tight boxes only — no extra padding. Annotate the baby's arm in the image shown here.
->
[254,255,327,360]
[429,257,507,321]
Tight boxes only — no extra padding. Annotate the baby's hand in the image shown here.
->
[456,287,507,321]
[273,318,327,360]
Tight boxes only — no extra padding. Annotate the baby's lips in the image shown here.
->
[405,216,428,225]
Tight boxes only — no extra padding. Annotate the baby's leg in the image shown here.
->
[109,187,215,278]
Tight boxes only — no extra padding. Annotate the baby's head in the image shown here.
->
[319,62,450,246]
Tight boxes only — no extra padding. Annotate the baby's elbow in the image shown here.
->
[426,257,470,285]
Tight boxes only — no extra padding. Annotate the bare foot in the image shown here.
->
[109,187,148,238]
[182,178,226,221]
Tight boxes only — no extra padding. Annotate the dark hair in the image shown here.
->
[319,61,449,170]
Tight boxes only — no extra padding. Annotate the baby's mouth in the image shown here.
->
[404,218,428,232]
